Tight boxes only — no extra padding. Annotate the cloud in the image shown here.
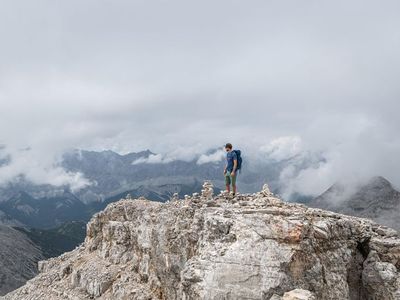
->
[278,117,400,198]
[132,146,225,165]
[197,150,225,165]
[0,146,91,192]
[260,136,303,161]
[132,154,166,165]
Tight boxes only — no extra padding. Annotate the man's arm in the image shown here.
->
[231,159,238,175]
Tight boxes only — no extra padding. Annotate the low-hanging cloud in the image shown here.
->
[1,0,400,195]
[132,146,225,165]
[197,150,225,165]
[132,154,166,165]
[0,146,91,192]
[277,117,400,198]
[260,136,303,162]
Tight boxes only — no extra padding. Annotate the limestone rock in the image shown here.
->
[282,289,316,300]
[261,183,273,196]
[201,181,214,200]
[2,182,399,300]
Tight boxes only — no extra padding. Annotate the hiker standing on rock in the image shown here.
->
[224,143,242,196]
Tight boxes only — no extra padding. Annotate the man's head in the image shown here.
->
[225,143,233,152]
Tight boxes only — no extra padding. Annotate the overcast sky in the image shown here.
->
[0,0,400,194]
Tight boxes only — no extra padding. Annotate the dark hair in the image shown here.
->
[225,143,233,149]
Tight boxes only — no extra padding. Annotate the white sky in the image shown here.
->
[1,0,400,194]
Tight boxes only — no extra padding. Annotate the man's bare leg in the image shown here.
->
[226,184,230,193]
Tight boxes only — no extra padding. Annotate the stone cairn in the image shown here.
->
[171,193,179,202]
[261,183,273,197]
[201,181,214,200]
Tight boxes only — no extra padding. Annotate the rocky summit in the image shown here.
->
[2,182,400,300]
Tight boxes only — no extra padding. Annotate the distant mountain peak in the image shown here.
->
[142,149,154,155]
[319,176,394,196]
[100,149,122,156]
[309,176,400,230]
[364,176,393,189]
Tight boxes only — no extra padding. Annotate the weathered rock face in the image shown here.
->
[2,183,399,300]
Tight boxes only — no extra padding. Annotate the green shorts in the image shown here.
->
[225,172,237,186]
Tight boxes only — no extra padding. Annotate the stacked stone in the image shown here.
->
[171,193,179,202]
[261,183,273,196]
[201,181,214,200]
[219,190,229,197]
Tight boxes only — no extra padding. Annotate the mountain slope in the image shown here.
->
[0,221,85,296]
[14,221,86,258]
[3,183,399,299]
[309,176,400,230]
[0,210,22,226]
[0,225,44,296]
[0,191,90,229]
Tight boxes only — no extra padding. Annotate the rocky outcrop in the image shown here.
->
[2,182,400,300]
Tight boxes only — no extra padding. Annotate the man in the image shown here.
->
[224,143,238,196]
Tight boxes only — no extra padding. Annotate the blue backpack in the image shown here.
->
[233,150,242,172]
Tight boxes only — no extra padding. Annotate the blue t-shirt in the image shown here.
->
[226,151,237,173]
